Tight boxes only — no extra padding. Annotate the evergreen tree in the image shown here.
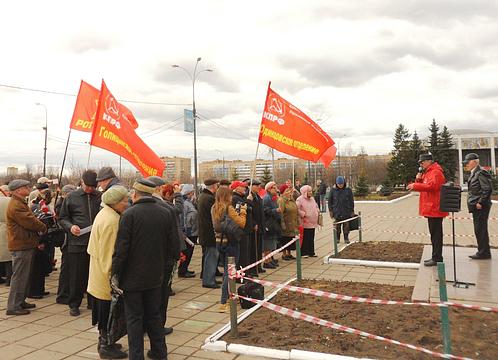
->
[231,168,239,181]
[386,124,411,186]
[428,118,440,161]
[355,175,369,197]
[261,165,273,184]
[438,126,457,181]
[407,131,424,181]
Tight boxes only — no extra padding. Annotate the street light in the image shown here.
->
[214,149,225,178]
[172,58,213,193]
[35,102,48,176]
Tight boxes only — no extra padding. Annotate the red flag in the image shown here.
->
[69,80,138,132]
[90,80,165,177]
[258,84,336,167]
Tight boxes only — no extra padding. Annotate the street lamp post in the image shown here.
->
[35,103,48,176]
[172,58,213,193]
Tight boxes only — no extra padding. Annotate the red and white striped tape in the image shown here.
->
[364,228,498,238]
[237,295,472,360]
[240,277,498,313]
[334,216,359,225]
[236,236,298,278]
[364,215,498,221]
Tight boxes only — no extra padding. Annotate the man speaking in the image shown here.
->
[407,154,448,266]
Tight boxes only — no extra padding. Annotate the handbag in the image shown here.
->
[318,213,324,227]
[107,293,127,345]
[220,213,244,243]
[349,214,359,231]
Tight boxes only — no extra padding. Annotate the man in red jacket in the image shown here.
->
[407,154,448,266]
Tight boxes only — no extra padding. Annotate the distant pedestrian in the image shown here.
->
[463,153,493,260]
[328,176,355,244]
[407,154,448,266]
[5,180,47,316]
[178,184,197,278]
[296,185,319,257]
[318,179,327,212]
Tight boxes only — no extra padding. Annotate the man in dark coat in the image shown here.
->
[96,167,122,193]
[328,176,354,243]
[246,179,265,275]
[59,170,102,316]
[111,179,176,360]
[198,178,220,288]
[318,180,327,213]
[407,154,448,266]
[464,153,493,260]
[231,180,252,270]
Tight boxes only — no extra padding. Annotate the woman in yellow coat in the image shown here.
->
[87,186,129,359]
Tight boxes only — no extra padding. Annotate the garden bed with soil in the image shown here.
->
[336,241,424,263]
[224,279,497,359]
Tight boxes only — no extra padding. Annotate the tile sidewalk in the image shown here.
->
[0,194,495,359]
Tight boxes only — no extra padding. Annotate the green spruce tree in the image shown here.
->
[355,175,369,197]
[386,124,411,186]
[261,165,273,184]
[438,126,457,181]
[408,131,424,181]
[231,168,239,181]
[428,118,440,161]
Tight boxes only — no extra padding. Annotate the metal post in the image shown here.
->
[437,262,452,355]
[192,58,200,195]
[36,103,48,176]
[333,226,338,257]
[358,211,362,242]
[228,257,238,338]
[295,236,302,281]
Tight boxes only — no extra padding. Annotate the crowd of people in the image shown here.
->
[0,166,355,360]
[0,152,492,359]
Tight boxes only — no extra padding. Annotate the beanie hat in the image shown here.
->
[279,184,289,194]
[336,176,345,185]
[96,167,116,182]
[102,185,128,205]
[265,181,276,192]
[181,184,195,195]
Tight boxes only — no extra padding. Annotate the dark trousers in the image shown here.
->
[57,246,70,303]
[238,234,250,270]
[335,221,350,241]
[301,228,316,256]
[68,252,90,309]
[160,260,175,327]
[124,287,166,360]
[472,206,491,257]
[427,217,444,262]
[248,231,259,274]
[178,236,196,275]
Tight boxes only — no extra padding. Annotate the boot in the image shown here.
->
[98,330,127,359]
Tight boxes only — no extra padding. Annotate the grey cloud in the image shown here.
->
[469,86,498,99]
[64,34,114,54]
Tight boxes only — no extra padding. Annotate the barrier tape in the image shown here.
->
[364,228,498,238]
[364,215,498,221]
[236,295,472,360]
[238,276,498,313]
[333,215,359,225]
[235,235,298,278]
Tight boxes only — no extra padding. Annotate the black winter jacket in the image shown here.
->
[153,195,182,261]
[247,191,264,234]
[467,165,493,212]
[328,186,354,220]
[59,188,102,252]
[232,191,253,234]
[197,188,216,247]
[112,197,176,291]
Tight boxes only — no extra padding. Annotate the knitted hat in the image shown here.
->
[181,184,195,195]
[102,185,128,205]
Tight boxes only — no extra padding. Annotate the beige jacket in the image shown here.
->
[87,204,120,300]
[0,197,11,261]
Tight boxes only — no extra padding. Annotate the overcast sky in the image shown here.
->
[1,0,498,174]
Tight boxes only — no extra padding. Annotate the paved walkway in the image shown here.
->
[0,194,495,359]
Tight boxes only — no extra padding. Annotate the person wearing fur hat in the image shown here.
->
[58,170,102,316]
[328,176,355,244]
[296,185,320,257]
[87,186,129,359]
[111,179,175,360]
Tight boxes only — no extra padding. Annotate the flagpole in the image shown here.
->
[250,81,272,189]
[86,145,92,169]
[58,128,72,185]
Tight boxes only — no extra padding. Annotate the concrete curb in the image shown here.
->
[354,193,413,204]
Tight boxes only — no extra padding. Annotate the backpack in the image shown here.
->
[237,282,265,309]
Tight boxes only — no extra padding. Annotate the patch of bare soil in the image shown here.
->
[337,241,424,263]
[225,280,497,359]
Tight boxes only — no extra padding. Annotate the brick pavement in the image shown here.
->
[0,193,495,359]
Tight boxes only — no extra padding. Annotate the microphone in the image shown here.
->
[418,166,424,173]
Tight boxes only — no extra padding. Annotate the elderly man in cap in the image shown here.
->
[112,179,176,360]
[231,180,252,270]
[147,176,181,336]
[407,154,448,266]
[246,179,265,275]
[464,153,493,260]
[199,178,221,288]
[5,179,47,315]
[28,176,53,205]
[96,167,121,193]
[87,185,129,359]
[59,170,102,316]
